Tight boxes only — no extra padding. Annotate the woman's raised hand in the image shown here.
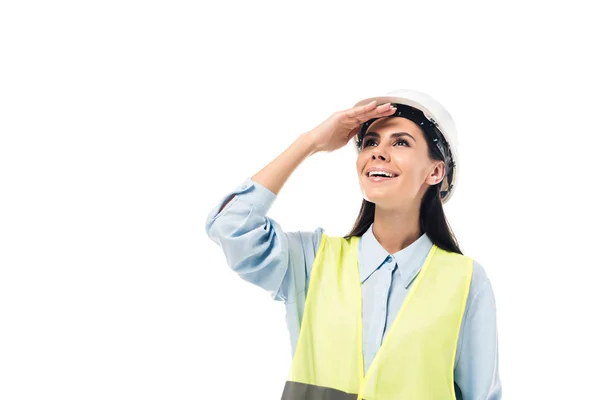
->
[306,100,397,153]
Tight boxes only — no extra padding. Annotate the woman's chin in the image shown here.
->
[360,183,408,205]
[362,189,394,203]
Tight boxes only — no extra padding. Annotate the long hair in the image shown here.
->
[343,130,462,255]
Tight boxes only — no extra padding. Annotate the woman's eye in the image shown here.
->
[363,139,409,147]
[364,139,375,147]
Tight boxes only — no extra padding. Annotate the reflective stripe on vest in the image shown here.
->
[281,233,473,400]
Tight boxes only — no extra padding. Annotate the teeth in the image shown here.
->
[369,171,395,177]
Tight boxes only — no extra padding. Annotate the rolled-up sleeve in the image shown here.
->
[205,177,323,302]
[454,260,502,400]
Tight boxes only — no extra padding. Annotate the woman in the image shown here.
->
[205,89,501,399]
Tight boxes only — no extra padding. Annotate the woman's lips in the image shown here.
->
[367,175,397,183]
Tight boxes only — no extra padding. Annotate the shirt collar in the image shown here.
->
[358,222,434,288]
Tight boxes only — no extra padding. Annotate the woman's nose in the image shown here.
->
[371,151,387,160]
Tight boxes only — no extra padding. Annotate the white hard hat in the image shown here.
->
[352,89,459,203]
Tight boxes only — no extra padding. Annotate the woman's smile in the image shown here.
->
[367,175,398,183]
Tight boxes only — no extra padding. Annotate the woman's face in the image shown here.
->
[356,116,445,209]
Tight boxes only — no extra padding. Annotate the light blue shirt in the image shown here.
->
[206,177,502,400]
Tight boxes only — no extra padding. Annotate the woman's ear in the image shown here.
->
[428,161,446,185]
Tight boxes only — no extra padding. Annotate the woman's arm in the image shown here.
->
[454,261,502,399]
[214,131,317,218]
[250,132,317,196]
[206,101,395,301]
[212,99,396,213]
[205,132,321,301]
[205,176,323,302]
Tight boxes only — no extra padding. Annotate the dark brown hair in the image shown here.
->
[343,125,462,255]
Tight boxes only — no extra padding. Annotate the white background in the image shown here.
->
[1,0,599,399]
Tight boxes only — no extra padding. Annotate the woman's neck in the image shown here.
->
[372,205,423,254]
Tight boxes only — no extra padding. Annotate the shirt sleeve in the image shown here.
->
[205,177,323,302]
[454,260,502,400]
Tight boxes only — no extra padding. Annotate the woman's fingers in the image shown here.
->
[374,103,396,117]
[346,100,377,115]
[344,101,396,125]
[344,100,377,119]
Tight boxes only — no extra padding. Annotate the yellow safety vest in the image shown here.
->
[281,233,473,400]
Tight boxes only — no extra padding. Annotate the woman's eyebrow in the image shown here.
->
[364,131,416,142]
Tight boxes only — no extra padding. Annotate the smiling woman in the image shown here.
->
[206,89,501,400]
[347,96,461,256]
[354,98,457,201]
